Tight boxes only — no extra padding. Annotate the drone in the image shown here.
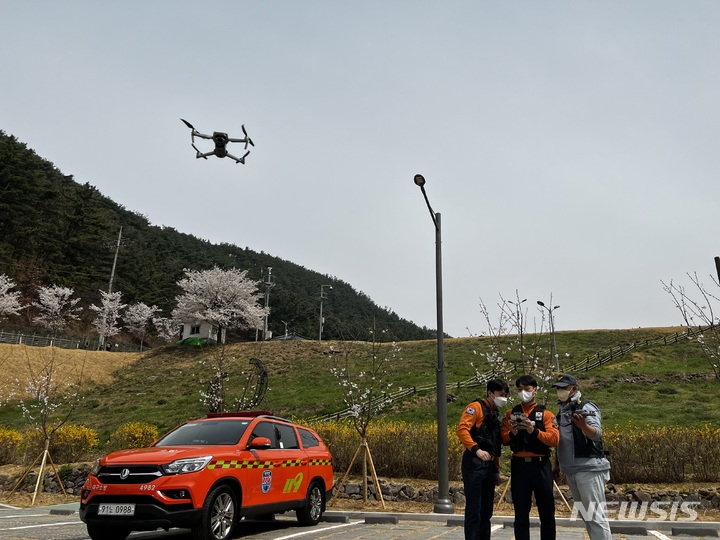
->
[180,118,254,164]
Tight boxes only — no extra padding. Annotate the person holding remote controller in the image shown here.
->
[552,373,611,540]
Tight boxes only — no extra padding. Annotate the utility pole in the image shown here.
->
[262,267,275,340]
[101,227,122,350]
[319,285,332,341]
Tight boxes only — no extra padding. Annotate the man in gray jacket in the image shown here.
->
[551,374,611,540]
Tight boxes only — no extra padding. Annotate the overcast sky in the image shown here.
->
[3,1,720,337]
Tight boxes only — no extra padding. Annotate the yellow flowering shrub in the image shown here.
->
[0,427,23,464]
[306,420,720,483]
[110,421,159,450]
[51,424,99,463]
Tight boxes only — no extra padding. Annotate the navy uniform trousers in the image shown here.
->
[461,450,496,540]
[510,457,556,540]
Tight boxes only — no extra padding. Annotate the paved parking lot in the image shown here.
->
[1,503,717,540]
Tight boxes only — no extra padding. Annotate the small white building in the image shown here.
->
[180,322,219,343]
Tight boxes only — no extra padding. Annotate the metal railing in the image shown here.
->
[0,329,86,349]
[309,326,714,422]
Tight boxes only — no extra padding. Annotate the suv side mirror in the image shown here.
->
[248,436,272,449]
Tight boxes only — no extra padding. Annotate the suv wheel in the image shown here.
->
[86,524,130,540]
[296,481,324,526]
[192,485,236,540]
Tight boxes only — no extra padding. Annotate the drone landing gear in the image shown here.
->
[192,144,210,160]
[225,151,250,164]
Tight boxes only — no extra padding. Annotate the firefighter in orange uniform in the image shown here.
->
[457,379,510,540]
[501,375,559,540]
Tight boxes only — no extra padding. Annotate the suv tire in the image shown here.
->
[192,485,236,540]
[296,481,323,526]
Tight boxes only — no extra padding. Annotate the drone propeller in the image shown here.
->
[242,125,255,147]
[180,118,195,130]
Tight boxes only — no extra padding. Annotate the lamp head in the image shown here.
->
[537,300,545,307]
[413,174,426,187]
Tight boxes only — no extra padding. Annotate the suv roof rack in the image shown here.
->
[207,410,274,418]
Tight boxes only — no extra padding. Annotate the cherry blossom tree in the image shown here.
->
[0,274,22,320]
[32,285,82,336]
[172,266,266,344]
[90,290,126,349]
[172,266,266,413]
[153,316,181,343]
[124,302,158,351]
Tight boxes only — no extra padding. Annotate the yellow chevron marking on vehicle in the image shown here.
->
[207,458,316,470]
[309,459,332,466]
[208,460,274,470]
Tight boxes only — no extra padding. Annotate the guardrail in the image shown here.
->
[0,329,86,349]
[309,326,714,422]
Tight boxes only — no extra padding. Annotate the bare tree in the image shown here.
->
[662,271,720,379]
[476,292,555,400]
[329,327,399,508]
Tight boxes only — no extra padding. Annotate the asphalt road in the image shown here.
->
[1,503,717,540]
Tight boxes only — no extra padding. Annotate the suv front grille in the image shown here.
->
[97,465,163,484]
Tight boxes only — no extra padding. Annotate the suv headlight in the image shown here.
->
[162,456,213,475]
[91,458,102,476]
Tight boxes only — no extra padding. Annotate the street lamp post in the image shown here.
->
[413,173,453,514]
[537,300,560,372]
[319,285,332,341]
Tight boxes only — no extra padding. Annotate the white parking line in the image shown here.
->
[2,520,81,531]
[273,521,360,539]
[649,531,672,540]
[0,514,46,519]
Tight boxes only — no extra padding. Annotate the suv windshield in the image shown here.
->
[154,420,250,446]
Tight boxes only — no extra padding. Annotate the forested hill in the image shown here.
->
[0,131,435,342]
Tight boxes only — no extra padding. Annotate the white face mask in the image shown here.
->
[556,389,571,402]
[519,389,535,403]
[493,395,508,408]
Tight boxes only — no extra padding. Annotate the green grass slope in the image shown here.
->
[0,326,717,442]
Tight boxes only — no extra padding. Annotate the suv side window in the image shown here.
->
[298,428,320,448]
[276,423,299,449]
[249,421,277,448]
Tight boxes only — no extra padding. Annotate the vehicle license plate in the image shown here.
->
[98,503,135,516]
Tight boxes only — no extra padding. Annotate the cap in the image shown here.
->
[551,374,577,388]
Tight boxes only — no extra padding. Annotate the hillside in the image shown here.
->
[0,326,717,442]
[0,131,434,342]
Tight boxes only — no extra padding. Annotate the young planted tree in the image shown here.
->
[172,266,266,412]
[124,302,158,351]
[14,284,86,504]
[329,328,400,508]
[90,290,126,350]
[663,271,720,380]
[476,291,555,401]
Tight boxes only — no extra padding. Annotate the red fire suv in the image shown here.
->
[80,412,334,540]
